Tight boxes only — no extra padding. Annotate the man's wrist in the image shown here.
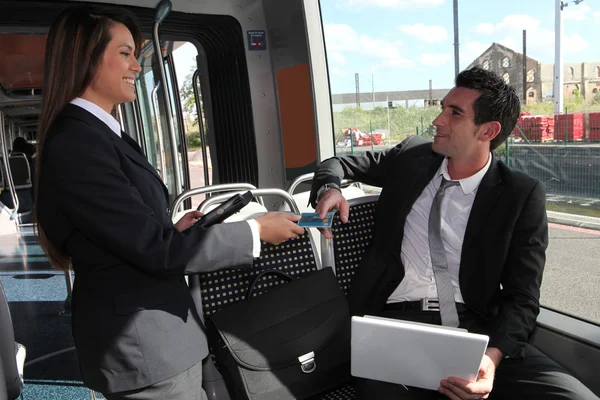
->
[316,183,341,201]
[485,347,505,367]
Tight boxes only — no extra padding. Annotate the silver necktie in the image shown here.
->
[428,177,460,327]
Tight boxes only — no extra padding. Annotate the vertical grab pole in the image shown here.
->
[192,70,210,188]
[152,0,183,196]
[0,112,20,219]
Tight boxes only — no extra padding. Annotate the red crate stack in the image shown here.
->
[589,113,600,141]
[514,114,554,141]
[554,113,585,141]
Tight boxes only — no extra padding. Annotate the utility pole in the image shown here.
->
[387,95,391,146]
[372,72,375,109]
[522,30,527,105]
[355,73,360,108]
[428,80,433,106]
[453,0,460,77]
[554,0,564,114]
[554,0,585,114]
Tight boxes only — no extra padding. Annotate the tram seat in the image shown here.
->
[282,173,366,270]
[194,216,358,400]
[7,153,31,189]
[171,201,268,226]
[324,196,379,296]
[282,185,366,214]
[0,282,26,400]
[3,153,33,214]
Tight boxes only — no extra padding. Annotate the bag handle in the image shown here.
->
[247,270,294,299]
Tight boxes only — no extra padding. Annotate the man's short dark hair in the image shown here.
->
[455,67,520,151]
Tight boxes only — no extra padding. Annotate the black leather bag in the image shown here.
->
[206,267,351,400]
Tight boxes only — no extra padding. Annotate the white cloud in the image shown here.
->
[418,53,452,67]
[324,24,415,70]
[496,14,542,31]
[460,42,490,68]
[329,52,347,66]
[475,23,495,35]
[330,68,351,78]
[562,33,589,55]
[398,24,448,43]
[562,4,591,21]
[466,14,588,63]
[594,11,600,25]
[336,0,444,11]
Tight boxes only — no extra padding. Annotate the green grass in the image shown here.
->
[546,202,600,218]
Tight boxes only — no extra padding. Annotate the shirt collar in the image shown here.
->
[70,97,122,138]
[438,154,492,195]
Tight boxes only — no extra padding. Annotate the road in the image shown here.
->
[543,224,600,324]
[188,157,600,325]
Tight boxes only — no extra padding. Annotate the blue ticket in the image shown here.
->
[298,212,335,227]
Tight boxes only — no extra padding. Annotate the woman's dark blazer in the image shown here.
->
[37,104,254,394]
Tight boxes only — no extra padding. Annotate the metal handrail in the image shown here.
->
[0,112,19,219]
[286,172,361,195]
[169,183,258,218]
[199,188,300,215]
[192,69,210,187]
[116,104,125,132]
[151,84,167,182]
[132,92,148,156]
[152,0,183,197]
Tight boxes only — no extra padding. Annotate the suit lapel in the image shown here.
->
[61,105,169,199]
[462,158,502,251]
[117,133,163,183]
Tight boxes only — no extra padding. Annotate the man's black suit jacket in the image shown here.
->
[310,135,548,358]
[37,105,255,394]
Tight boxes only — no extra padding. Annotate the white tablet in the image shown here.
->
[351,315,489,391]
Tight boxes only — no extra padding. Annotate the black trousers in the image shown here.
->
[355,308,598,400]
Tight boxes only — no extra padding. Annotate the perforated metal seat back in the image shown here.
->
[331,198,378,296]
[200,231,320,317]
[310,382,356,399]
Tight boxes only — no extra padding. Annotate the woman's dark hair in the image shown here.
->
[35,5,142,271]
[455,67,521,151]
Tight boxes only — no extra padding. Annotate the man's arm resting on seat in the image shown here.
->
[309,140,410,208]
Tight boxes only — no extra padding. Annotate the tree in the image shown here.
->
[180,66,200,127]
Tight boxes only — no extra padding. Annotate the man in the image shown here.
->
[310,67,597,400]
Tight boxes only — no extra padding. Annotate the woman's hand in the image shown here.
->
[174,211,204,232]
[255,212,304,245]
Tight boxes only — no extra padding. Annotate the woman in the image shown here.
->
[35,5,304,399]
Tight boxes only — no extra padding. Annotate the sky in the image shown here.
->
[173,0,599,95]
[321,0,599,93]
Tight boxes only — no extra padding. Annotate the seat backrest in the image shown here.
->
[0,283,22,399]
[7,154,31,189]
[192,228,323,400]
[329,196,379,296]
[199,230,321,317]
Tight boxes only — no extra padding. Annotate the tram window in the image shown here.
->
[319,0,600,325]
[171,41,210,209]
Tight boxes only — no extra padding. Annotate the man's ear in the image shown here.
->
[479,121,501,144]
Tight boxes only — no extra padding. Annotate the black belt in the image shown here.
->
[384,300,469,313]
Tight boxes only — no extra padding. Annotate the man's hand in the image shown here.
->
[314,189,349,238]
[438,350,500,400]
[174,211,204,232]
